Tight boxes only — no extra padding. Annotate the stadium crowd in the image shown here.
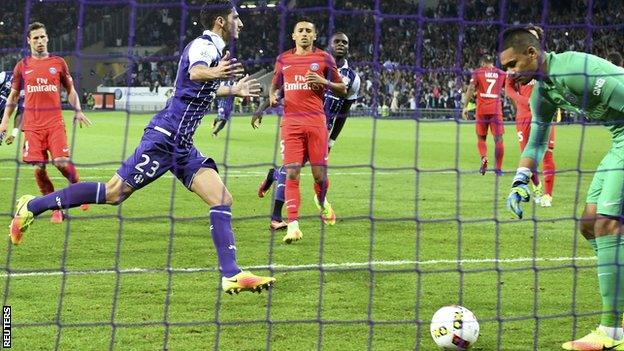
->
[1,0,622,114]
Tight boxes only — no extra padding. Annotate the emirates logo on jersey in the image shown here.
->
[27,78,58,93]
[284,74,321,92]
[309,63,319,71]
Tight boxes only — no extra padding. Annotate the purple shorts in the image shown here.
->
[116,128,218,190]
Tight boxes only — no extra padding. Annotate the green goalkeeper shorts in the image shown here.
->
[586,146,624,216]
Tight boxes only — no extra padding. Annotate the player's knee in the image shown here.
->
[312,172,327,184]
[594,216,623,236]
[207,189,233,207]
[104,177,132,205]
[286,168,300,180]
[219,192,233,206]
[580,204,598,239]
[53,160,70,168]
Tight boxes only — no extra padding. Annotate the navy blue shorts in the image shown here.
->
[116,128,218,190]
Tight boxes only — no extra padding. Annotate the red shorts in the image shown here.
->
[280,124,328,166]
[23,127,70,163]
[475,114,504,136]
[516,120,556,151]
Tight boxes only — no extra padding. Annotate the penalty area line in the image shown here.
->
[1,256,596,278]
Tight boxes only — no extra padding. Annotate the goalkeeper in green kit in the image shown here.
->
[502,25,624,350]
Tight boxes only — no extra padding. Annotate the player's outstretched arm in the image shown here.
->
[189,51,244,82]
[218,74,260,98]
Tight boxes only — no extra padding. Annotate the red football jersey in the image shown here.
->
[505,78,534,121]
[470,66,506,116]
[12,56,73,131]
[272,48,342,126]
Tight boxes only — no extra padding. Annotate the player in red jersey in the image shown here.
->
[268,19,346,243]
[462,55,506,175]
[0,22,91,223]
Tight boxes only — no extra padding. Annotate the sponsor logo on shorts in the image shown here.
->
[55,196,62,209]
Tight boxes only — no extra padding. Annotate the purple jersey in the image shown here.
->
[0,71,24,114]
[117,30,227,190]
[323,59,359,130]
[147,30,225,149]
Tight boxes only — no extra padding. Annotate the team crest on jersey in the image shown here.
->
[49,67,57,75]
[310,63,320,71]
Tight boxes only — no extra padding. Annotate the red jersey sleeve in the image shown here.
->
[11,61,22,91]
[505,78,529,105]
[272,55,284,87]
[59,58,73,92]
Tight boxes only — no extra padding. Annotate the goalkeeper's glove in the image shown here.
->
[506,167,532,219]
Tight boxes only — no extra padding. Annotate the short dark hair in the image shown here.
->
[607,51,623,67]
[200,0,233,30]
[27,22,46,37]
[294,17,316,31]
[502,26,542,52]
[479,54,494,65]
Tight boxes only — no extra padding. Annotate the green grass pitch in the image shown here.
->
[0,111,613,350]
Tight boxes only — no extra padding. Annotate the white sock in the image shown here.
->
[599,325,624,340]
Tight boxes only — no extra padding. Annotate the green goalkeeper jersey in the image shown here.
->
[522,51,624,162]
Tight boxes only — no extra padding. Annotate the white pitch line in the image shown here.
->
[0,256,597,278]
[0,171,419,181]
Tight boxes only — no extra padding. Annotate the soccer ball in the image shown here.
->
[430,305,479,350]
